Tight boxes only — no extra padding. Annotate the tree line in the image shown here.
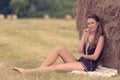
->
[0,0,75,18]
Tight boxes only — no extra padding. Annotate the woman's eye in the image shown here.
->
[91,22,94,24]
[87,23,90,25]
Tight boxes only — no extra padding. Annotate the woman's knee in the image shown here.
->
[55,45,64,52]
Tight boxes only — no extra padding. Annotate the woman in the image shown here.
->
[13,14,104,73]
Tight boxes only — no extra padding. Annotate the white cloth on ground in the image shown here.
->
[71,65,118,77]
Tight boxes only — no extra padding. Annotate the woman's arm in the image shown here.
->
[77,28,90,53]
[81,35,104,60]
[77,36,86,53]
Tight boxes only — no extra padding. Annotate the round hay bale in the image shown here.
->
[12,14,18,20]
[65,14,72,20]
[0,14,5,20]
[6,15,12,19]
[43,14,50,20]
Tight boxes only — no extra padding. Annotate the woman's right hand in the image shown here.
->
[83,28,90,38]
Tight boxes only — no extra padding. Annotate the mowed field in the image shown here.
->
[0,19,119,80]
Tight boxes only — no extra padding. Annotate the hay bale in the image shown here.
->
[43,14,50,20]
[0,14,5,20]
[65,14,72,20]
[6,15,12,19]
[12,14,18,20]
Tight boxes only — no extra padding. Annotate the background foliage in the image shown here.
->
[0,0,75,18]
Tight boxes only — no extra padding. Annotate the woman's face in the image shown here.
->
[87,18,99,33]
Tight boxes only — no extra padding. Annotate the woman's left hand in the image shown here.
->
[80,54,85,57]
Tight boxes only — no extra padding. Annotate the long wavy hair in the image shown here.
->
[87,14,103,47]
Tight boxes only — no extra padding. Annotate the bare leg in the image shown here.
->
[40,62,85,72]
[40,45,77,67]
[13,62,85,73]
[13,45,82,73]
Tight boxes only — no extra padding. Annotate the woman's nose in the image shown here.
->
[88,25,92,28]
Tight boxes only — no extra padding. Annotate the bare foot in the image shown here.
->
[12,67,25,74]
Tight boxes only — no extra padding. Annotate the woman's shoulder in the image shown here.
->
[98,35,105,42]
[99,35,104,40]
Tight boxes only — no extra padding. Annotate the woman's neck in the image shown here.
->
[88,31,96,43]
[90,32,96,37]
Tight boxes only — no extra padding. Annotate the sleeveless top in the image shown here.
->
[78,38,101,71]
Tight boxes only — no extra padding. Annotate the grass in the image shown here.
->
[0,19,119,80]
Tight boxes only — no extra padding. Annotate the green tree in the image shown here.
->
[0,0,11,15]
[10,0,75,18]
[10,0,29,17]
[50,0,75,18]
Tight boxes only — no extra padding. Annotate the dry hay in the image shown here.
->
[0,61,6,68]
[6,14,18,20]
[6,15,12,19]
[12,14,18,20]
[65,14,72,20]
[43,14,50,20]
[0,14,5,20]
